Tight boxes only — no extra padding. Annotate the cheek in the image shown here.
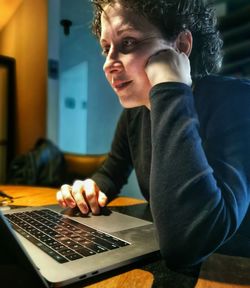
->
[125,56,152,94]
[123,53,148,76]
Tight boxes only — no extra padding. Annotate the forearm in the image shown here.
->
[92,110,133,200]
[92,153,133,200]
[149,82,250,268]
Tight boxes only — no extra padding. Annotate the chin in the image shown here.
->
[119,100,142,109]
[118,96,144,109]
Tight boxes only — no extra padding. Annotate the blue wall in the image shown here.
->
[48,0,142,199]
[60,0,122,154]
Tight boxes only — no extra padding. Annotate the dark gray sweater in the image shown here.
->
[92,75,250,269]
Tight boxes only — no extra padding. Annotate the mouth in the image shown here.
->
[112,80,133,91]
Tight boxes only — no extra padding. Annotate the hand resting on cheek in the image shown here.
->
[145,48,192,87]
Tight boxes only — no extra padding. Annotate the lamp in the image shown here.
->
[60,19,72,36]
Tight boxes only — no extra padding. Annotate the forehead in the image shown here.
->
[100,2,159,39]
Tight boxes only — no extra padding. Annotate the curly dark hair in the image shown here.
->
[91,0,223,78]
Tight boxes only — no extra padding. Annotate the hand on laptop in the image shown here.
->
[56,179,108,215]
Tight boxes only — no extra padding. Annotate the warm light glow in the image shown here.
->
[0,0,24,30]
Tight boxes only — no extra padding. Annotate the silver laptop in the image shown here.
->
[1,204,159,287]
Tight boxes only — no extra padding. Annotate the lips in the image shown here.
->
[112,80,133,90]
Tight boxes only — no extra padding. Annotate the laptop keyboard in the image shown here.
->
[5,209,130,263]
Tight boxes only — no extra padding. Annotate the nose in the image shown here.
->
[103,48,123,75]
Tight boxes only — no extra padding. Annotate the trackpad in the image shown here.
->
[62,208,152,233]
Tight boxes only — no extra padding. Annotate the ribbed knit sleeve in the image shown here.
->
[92,110,133,200]
[149,81,250,268]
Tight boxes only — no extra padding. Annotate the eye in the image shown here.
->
[121,38,137,53]
[123,38,136,47]
[101,45,110,56]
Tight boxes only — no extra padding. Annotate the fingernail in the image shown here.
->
[100,200,105,207]
[92,208,100,215]
[82,205,89,214]
[69,201,76,208]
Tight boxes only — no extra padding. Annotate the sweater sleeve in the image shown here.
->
[149,81,250,269]
[92,110,133,200]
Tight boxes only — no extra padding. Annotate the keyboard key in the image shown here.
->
[66,253,82,261]
[85,235,119,250]
[75,247,96,257]
[84,242,108,253]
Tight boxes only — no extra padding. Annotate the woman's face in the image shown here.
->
[100,3,172,108]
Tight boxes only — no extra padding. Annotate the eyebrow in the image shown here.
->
[100,26,137,45]
[117,26,135,36]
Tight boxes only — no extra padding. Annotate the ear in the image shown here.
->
[175,30,193,56]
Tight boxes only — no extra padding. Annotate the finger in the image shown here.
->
[98,191,108,207]
[60,184,76,208]
[84,179,101,215]
[56,190,67,208]
[146,47,177,65]
[72,180,89,214]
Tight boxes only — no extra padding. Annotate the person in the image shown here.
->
[56,0,250,273]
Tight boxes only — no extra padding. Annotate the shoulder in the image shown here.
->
[194,74,250,99]
[194,75,250,137]
[194,74,250,111]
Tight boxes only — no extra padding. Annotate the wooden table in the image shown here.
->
[1,185,250,288]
